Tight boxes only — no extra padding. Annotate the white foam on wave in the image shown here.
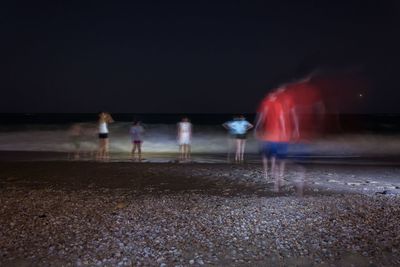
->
[0,122,400,157]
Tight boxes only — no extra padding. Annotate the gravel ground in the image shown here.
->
[0,162,400,266]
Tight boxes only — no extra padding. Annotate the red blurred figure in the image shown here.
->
[284,78,325,141]
[309,71,369,132]
[256,78,325,193]
[256,70,368,194]
[255,89,297,187]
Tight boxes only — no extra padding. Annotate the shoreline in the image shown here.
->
[1,150,400,166]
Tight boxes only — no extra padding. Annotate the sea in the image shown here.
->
[0,113,399,162]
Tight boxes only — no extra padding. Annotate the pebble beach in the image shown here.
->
[1,161,400,266]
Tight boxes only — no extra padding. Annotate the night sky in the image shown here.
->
[1,1,399,113]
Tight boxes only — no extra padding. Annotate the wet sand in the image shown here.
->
[1,158,400,266]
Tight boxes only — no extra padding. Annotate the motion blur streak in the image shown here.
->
[266,70,371,144]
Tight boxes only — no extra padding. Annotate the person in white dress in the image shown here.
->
[177,117,192,161]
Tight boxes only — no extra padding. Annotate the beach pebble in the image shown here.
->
[1,164,400,266]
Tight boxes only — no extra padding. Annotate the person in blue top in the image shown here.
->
[222,115,253,163]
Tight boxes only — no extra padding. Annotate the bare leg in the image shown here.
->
[240,139,246,162]
[273,176,279,192]
[273,159,286,192]
[131,144,137,161]
[295,164,306,197]
[279,160,286,186]
[138,143,142,161]
[104,138,110,160]
[262,155,268,180]
[271,156,276,176]
[187,145,191,161]
[272,157,282,192]
[235,139,240,163]
[183,145,187,161]
[97,139,104,160]
[179,145,183,160]
[183,144,189,161]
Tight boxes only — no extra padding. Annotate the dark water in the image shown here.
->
[0,113,251,125]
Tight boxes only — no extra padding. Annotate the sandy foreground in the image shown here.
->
[0,160,400,266]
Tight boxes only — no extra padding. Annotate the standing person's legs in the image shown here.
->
[240,139,246,162]
[274,142,289,191]
[278,160,286,187]
[262,155,269,180]
[97,138,104,160]
[273,157,286,192]
[277,142,288,186]
[101,139,106,159]
[291,143,309,197]
[235,139,241,162]
[261,142,271,179]
[183,144,189,160]
[131,143,137,160]
[294,164,306,197]
[179,144,183,160]
[187,144,191,160]
[182,144,187,160]
[137,142,142,161]
[104,138,110,160]
[271,156,276,177]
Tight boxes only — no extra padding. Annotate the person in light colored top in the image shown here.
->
[223,115,253,163]
[177,117,192,161]
[130,121,145,161]
[97,112,114,160]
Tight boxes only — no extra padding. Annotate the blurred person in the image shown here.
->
[293,164,306,197]
[78,122,98,159]
[82,122,99,159]
[285,78,325,141]
[223,115,253,163]
[130,120,145,161]
[68,123,83,160]
[255,88,298,191]
[222,115,238,162]
[177,117,192,161]
[96,112,114,160]
[277,77,325,195]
